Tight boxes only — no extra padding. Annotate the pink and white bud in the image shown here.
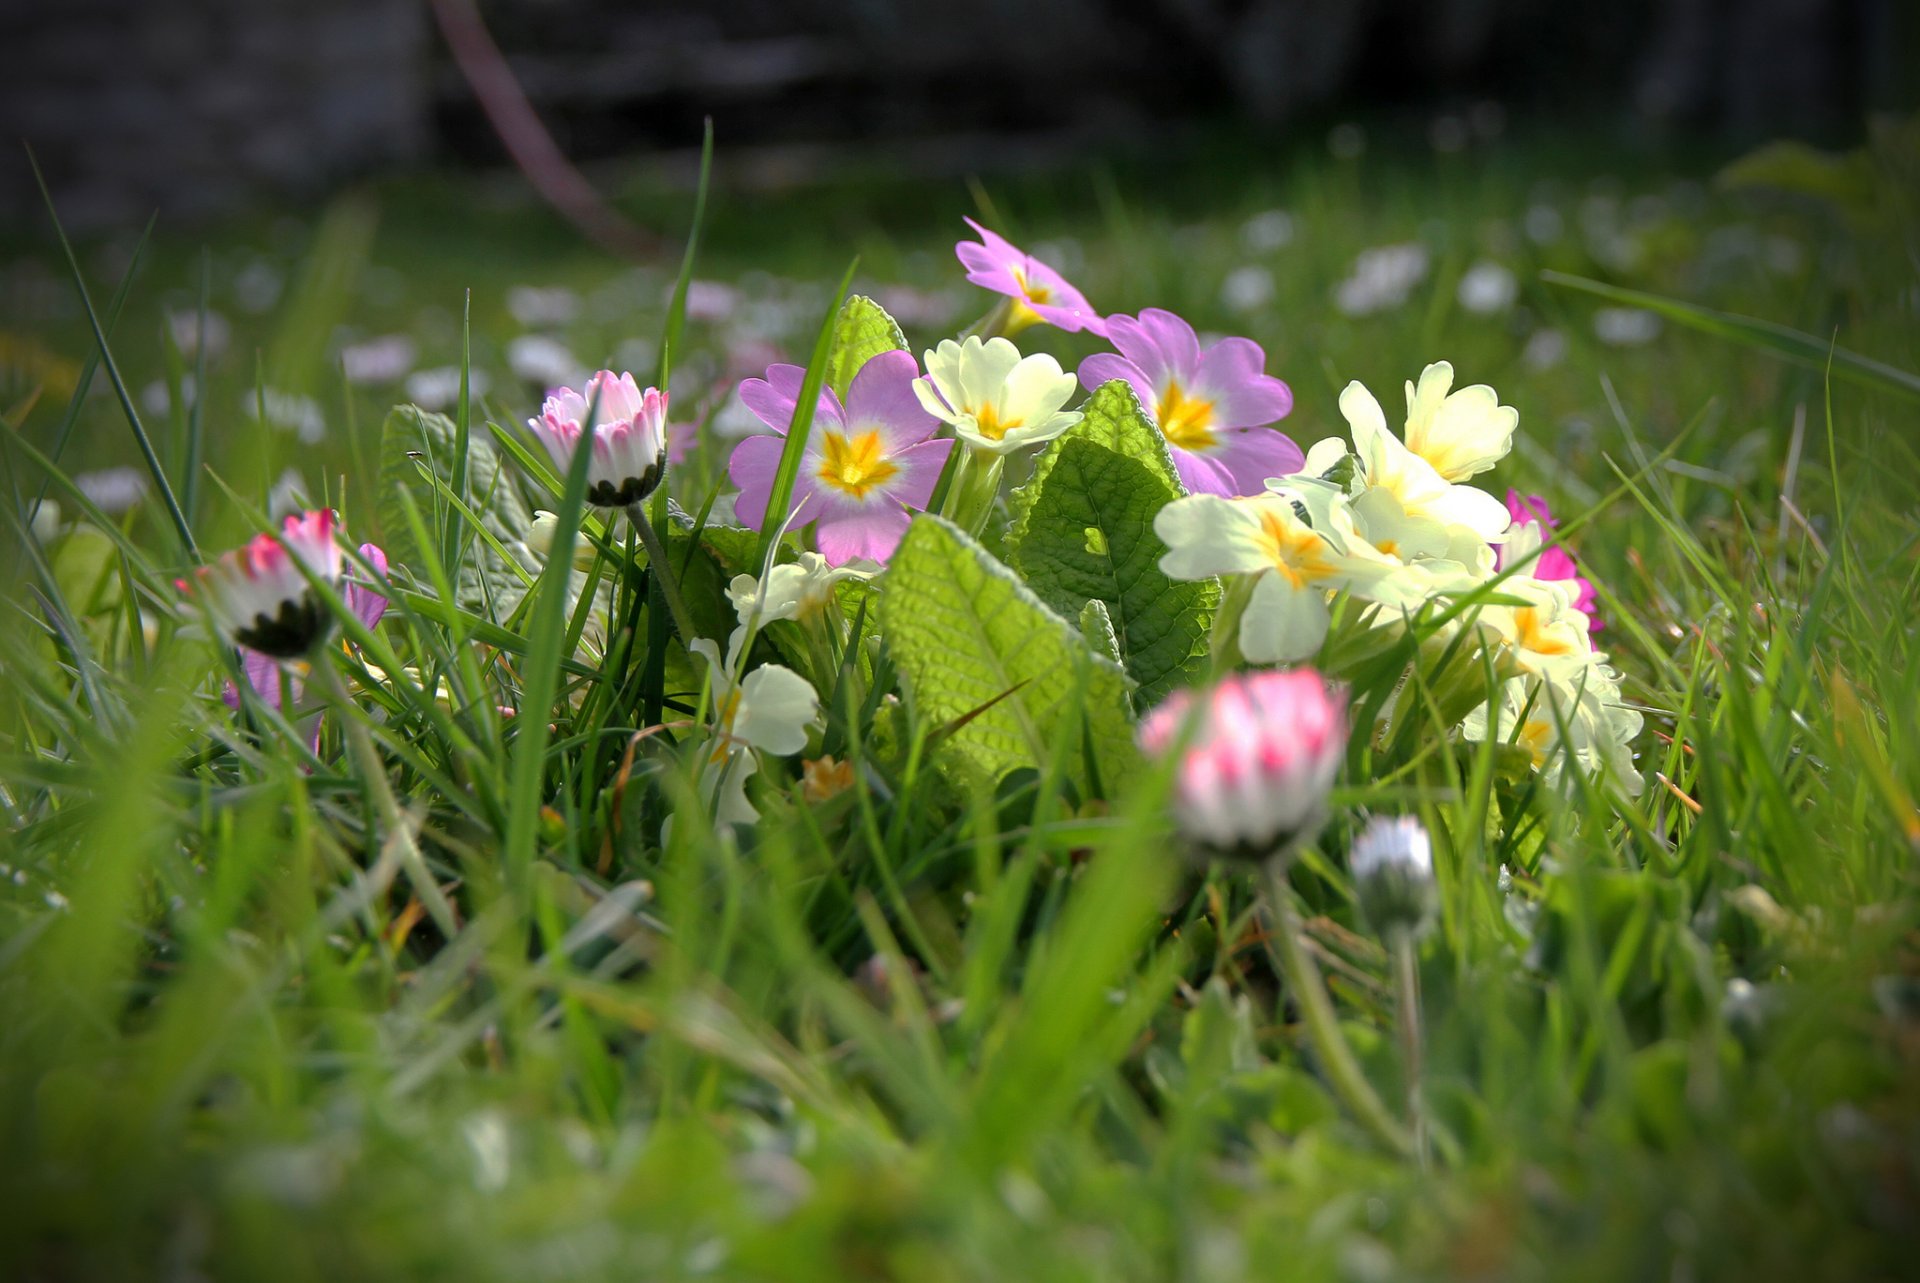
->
[529,370,669,507]
[183,509,344,658]
[1137,668,1347,860]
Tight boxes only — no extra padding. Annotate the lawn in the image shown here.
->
[2,117,1917,1281]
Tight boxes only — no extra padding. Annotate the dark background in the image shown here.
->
[0,0,1913,232]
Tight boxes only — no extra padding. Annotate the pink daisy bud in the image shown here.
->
[1137,669,1346,861]
[183,509,344,659]
[529,370,669,508]
[955,218,1107,337]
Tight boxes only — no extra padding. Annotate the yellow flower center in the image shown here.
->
[1254,507,1337,590]
[1157,381,1216,451]
[1513,606,1578,659]
[1519,717,1554,766]
[709,687,745,763]
[816,430,899,500]
[971,401,1022,442]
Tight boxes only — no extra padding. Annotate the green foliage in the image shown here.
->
[882,513,1139,793]
[377,403,535,612]
[1008,379,1218,705]
[823,294,909,401]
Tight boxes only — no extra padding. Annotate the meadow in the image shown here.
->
[1,117,1917,1280]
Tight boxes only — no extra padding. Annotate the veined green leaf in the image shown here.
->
[377,403,536,613]
[1007,379,1218,706]
[824,295,909,402]
[882,514,1139,793]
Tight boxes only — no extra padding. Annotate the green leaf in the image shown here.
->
[882,514,1139,794]
[1007,379,1219,706]
[378,403,536,612]
[1079,599,1121,664]
[823,295,908,402]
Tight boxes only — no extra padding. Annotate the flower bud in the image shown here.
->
[1349,815,1437,939]
[1137,668,1346,862]
[181,508,343,658]
[528,370,668,507]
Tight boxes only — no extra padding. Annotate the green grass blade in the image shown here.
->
[753,259,858,572]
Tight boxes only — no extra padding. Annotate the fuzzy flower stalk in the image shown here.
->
[1138,670,1414,1157]
[1350,815,1439,1166]
[528,369,695,644]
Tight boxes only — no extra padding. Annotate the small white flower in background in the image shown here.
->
[687,637,822,827]
[507,334,586,390]
[1328,122,1367,160]
[232,260,283,314]
[1522,328,1569,371]
[527,370,670,508]
[1156,479,1400,663]
[28,500,60,542]
[680,280,739,324]
[725,551,865,650]
[1339,371,1512,541]
[166,308,230,359]
[1593,307,1661,347]
[1239,209,1296,253]
[506,284,580,328]
[1333,243,1429,317]
[873,285,961,329]
[1349,816,1437,939]
[244,388,326,444]
[914,336,1082,456]
[74,466,150,514]
[1220,265,1275,316]
[404,366,490,411]
[1455,261,1518,315]
[267,468,311,519]
[1137,668,1347,859]
[1524,205,1565,245]
[339,334,417,385]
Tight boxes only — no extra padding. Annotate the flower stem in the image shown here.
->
[626,502,700,646]
[1260,860,1416,1158]
[1391,930,1430,1169]
[313,659,461,943]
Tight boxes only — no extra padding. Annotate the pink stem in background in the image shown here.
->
[427,0,659,261]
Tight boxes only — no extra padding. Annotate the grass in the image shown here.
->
[1,117,1918,1280]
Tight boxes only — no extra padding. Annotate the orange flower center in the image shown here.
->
[1254,507,1337,590]
[1513,606,1578,659]
[972,401,1022,441]
[816,430,898,500]
[1157,380,1216,451]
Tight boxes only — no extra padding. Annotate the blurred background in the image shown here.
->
[1,0,1911,231]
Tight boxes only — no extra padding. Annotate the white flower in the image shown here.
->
[1220,265,1275,315]
[725,551,863,650]
[687,637,822,826]
[1399,361,1518,483]
[406,366,491,411]
[508,334,586,389]
[340,334,417,385]
[1456,260,1518,315]
[914,336,1082,455]
[185,509,344,658]
[1463,671,1642,795]
[528,370,669,508]
[1592,307,1661,347]
[1156,480,1399,663]
[1340,376,1511,542]
[1332,243,1428,316]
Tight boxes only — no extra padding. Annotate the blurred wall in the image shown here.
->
[0,0,1907,231]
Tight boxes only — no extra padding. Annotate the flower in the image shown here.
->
[1456,261,1518,316]
[1156,480,1402,663]
[913,337,1081,455]
[728,351,951,566]
[1332,243,1428,316]
[1339,373,1511,542]
[222,544,391,740]
[183,509,344,659]
[1463,670,1643,795]
[725,551,863,646]
[1079,308,1301,496]
[955,219,1106,337]
[1397,362,1518,483]
[1348,816,1437,938]
[688,637,822,826]
[1500,492,1600,634]
[528,370,668,508]
[1138,669,1346,859]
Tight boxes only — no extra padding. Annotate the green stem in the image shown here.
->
[313,659,461,942]
[1392,930,1430,1169]
[627,502,700,646]
[1260,860,1416,1158]
[1210,575,1253,677]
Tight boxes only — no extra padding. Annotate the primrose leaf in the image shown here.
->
[823,295,909,402]
[882,514,1139,794]
[1007,379,1219,707]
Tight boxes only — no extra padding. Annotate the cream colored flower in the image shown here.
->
[1400,361,1517,482]
[914,336,1081,455]
[1341,378,1512,542]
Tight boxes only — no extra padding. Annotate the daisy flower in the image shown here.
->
[528,370,668,508]
[183,508,344,659]
[1079,308,1301,497]
[955,219,1106,337]
[729,351,951,566]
